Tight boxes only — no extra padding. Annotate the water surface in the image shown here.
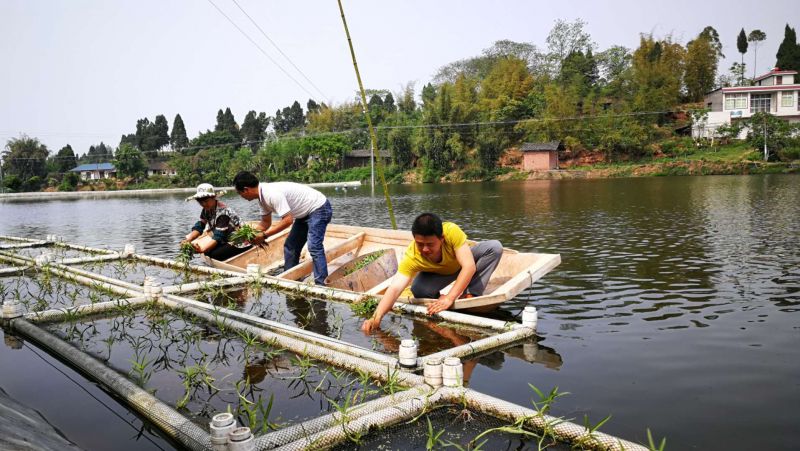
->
[1,175,798,450]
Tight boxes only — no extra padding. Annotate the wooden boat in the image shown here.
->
[202,224,560,310]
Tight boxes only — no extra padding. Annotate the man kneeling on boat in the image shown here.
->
[182,183,252,260]
[361,213,502,333]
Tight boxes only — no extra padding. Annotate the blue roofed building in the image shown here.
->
[69,162,117,180]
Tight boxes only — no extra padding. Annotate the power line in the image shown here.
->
[205,0,320,102]
[229,0,328,101]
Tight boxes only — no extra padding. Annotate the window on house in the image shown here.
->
[776,76,783,85]
[781,91,794,107]
[750,93,772,113]
[725,93,748,110]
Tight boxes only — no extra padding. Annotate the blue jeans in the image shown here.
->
[284,200,333,285]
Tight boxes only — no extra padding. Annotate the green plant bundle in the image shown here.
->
[176,242,195,265]
[229,224,261,246]
[349,296,379,318]
[343,250,385,276]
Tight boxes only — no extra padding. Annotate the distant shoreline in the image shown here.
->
[0,181,361,201]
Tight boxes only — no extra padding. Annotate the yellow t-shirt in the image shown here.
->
[398,222,468,277]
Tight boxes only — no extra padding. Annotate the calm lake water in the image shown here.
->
[1,174,799,450]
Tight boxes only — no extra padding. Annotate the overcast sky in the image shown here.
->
[0,0,795,155]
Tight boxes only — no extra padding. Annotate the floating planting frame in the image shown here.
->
[0,235,647,451]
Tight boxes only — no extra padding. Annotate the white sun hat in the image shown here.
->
[185,183,226,201]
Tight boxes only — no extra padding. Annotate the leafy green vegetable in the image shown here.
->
[230,224,261,246]
[176,242,195,265]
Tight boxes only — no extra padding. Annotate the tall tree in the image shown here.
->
[85,142,114,163]
[737,28,748,85]
[153,115,170,150]
[241,111,269,151]
[55,144,77,172]
[383,92,396,113]
[221,108,240,141]
[170,114,189,151]
[699,26,725,58]
[287,101,304,131]
[631,35,685,113]
[775,24,800,70]
[397,83,417,115]
[368,94,384,123]
[545,19,595,76]
[685,31,720,101]
[748,29,767,78]
[135,117,152,151]
[306,99,320,115]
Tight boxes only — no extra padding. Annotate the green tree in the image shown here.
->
[273,101,305,134]
[397,83,417,115]
[55,144,78,172]
[368,94,384,124]
[84,142,114,163]
[476,126,508,171]
[307,99,320,115]
[737,28,748,85]
[748,29,767,78]
[699,26,724,58]
[115,143,146,180]
[383,92,396,113]
[2,136,49,190]
[775,24,800,70]
[545,19,594,76]
[596,45,632,98]
[685,30,720,101]
[153,115,170,150]
[746,112,799,161]
[630,35,685,113]
[729,62,747,87]
[170,114,189,151]
[388,127,414,169]
[241,111,269,151]
[215,108,240,142]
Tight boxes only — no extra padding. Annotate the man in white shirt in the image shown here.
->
[233,171,333,285]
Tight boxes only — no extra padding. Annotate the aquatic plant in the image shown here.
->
[342,250,385,276]
[349,296,379,318]
[176,363,219,409]
[235,379,280,433]
[647,429,667,451]
[425,417,447,450]
[176,242,195,266]
[229,224,263,247]
[129,353,153,387]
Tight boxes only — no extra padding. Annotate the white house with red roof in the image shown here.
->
[696,68,799,138]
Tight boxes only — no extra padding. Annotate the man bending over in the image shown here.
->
[361,213,502,332]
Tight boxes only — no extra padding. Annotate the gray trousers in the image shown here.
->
[410,240,503,298]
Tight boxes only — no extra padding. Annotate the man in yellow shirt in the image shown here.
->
[361,213,502,332]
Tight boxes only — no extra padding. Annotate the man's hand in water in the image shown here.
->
[427,295,455,315]
[361,317,380,333]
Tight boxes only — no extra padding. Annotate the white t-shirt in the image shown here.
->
[257,182,327,219]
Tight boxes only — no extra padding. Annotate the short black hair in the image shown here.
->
[411,213,443,237]
[233,171,260,192]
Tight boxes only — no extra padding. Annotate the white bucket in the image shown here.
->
[424,357,443,387]
[398,339,418,368]
[442,357,463,387]
[522,305,538,329]
[209,413,236,450]
[227,426,254,451]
